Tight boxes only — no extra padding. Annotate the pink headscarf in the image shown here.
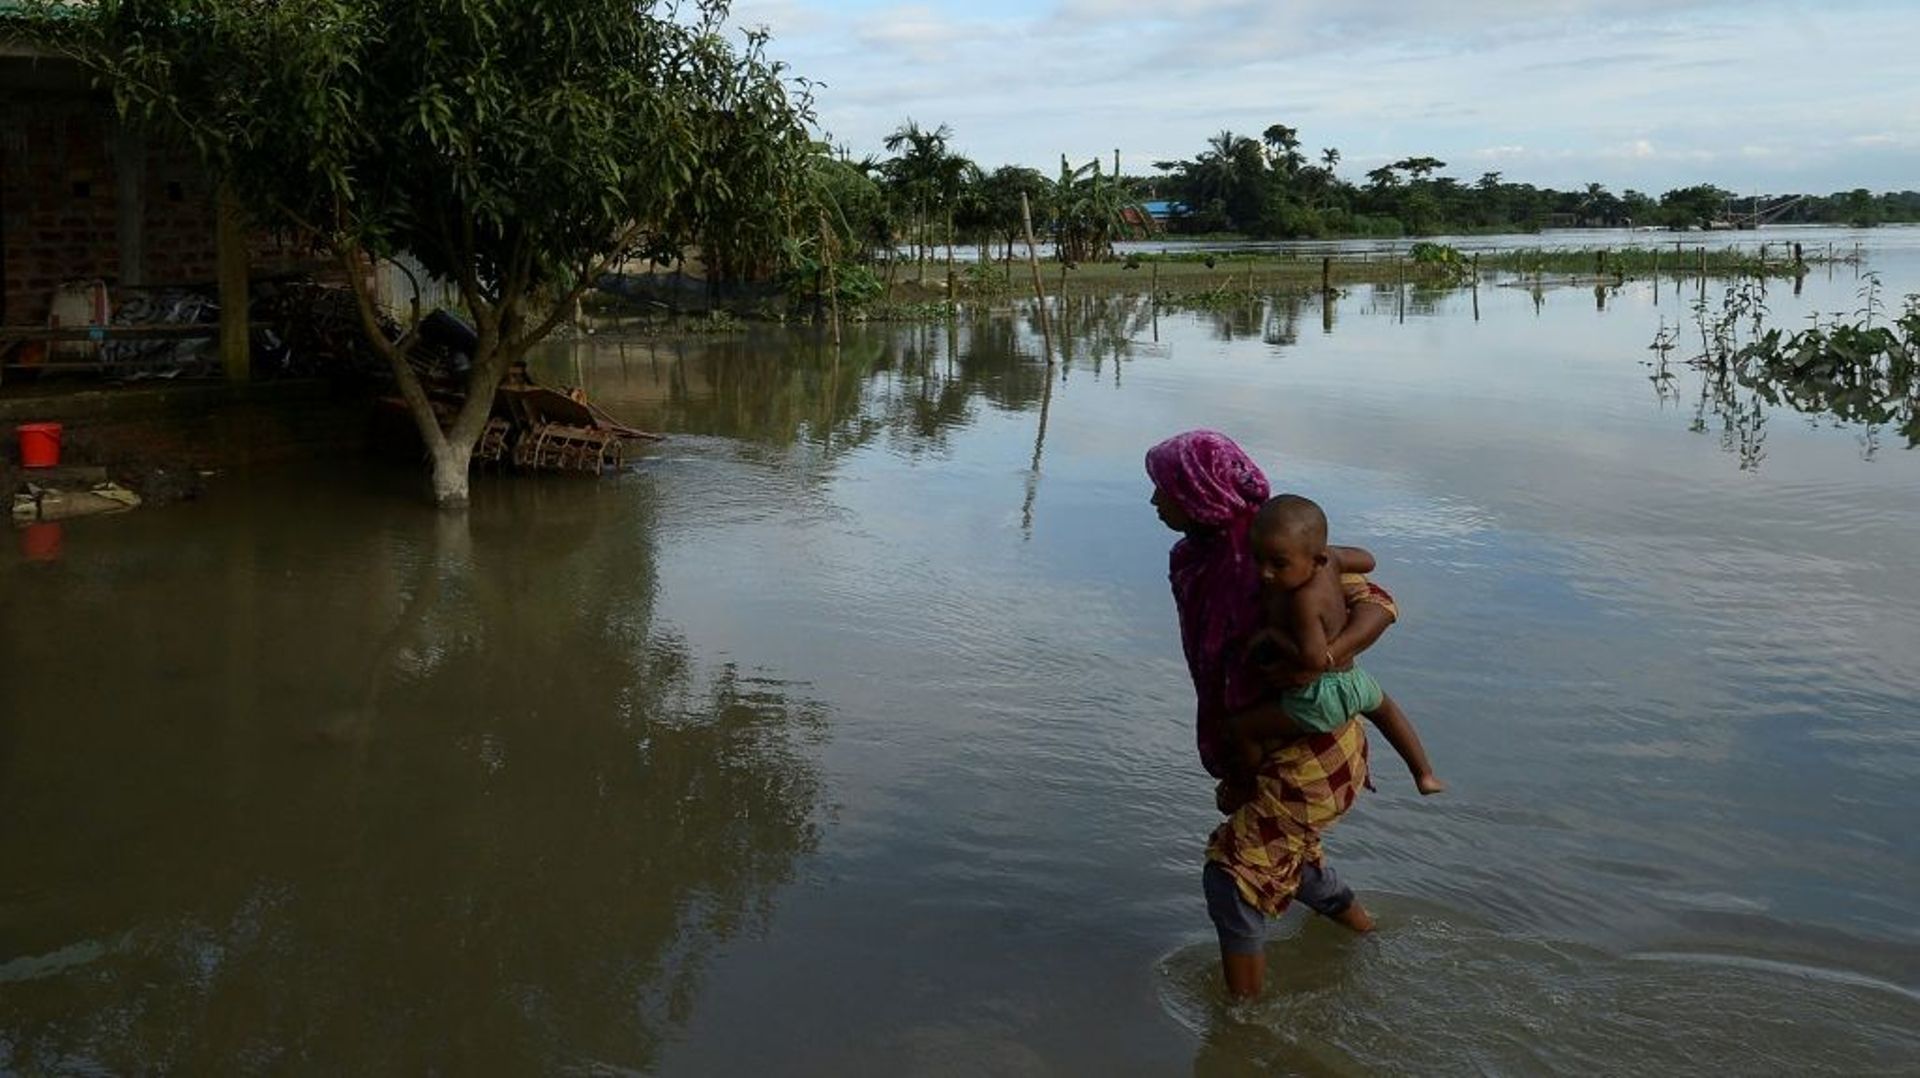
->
[1145,430,1271,777]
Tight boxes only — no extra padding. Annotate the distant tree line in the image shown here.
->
[822,120,1919,267]
[1137,125,1919,237]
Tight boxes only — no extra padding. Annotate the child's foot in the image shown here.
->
[1330,899,1375,933]
[1415,774,1447,796]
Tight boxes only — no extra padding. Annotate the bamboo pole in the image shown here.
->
[1395,252,1405,324]
[215,185,250,382]
[1020,193,1054,365]
[819,212,841,347]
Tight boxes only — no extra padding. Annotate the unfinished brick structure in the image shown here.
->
[1,44,324,365]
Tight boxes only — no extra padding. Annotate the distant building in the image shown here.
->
[1142,200,1184,226]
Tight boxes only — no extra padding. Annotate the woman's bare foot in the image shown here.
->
[1415,774,1447,796]
[1330,899,1375,933]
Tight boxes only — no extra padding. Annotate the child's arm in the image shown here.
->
[1286,583,1336,676]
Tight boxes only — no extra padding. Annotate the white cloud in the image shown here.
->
[738,0,1920,193]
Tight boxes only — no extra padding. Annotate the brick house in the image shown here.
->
[1,28,332,378]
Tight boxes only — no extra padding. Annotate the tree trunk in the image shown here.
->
[407,324,510,509]
[428,440,471,507]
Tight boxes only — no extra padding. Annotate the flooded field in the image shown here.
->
[4,226,1917,1074]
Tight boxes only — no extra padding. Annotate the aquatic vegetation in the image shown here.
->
[1486,246,1833,281]
[850,301,959,323]
[1653,274,1920,463]
[1153,288,1260,312]
[1407,242,1475,284]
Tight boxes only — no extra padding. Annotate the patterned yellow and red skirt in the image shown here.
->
[1206,717,1371,915]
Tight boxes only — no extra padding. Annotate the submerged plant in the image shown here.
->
[1657,275,1920,464]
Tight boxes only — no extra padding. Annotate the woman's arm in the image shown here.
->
[1332,545,1376,574]
[1328,602,1392,668]
[1327,565,1398,668]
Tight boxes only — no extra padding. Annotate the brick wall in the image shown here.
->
[1,93,322,326]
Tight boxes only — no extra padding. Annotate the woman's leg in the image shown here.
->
[1295,860,1375,933]
[1204,862,1269,998]
[1220,950,1266,999]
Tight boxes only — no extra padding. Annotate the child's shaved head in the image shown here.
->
[1252,494,1328,551]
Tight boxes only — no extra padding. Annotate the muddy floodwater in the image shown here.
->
[4,227,1918,1075]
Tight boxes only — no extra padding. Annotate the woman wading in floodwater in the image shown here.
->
[1146,430,1400,998]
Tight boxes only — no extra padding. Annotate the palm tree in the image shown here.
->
[1262,123,1305,177]
[882,119,958,281]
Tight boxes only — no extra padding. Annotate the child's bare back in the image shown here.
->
[1244,494,1446,796]
[1273,556,1354,669]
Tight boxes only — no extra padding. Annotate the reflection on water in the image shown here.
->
[0,473,823,1073]
[5,231,1918,1073]
[560,270,1915,478]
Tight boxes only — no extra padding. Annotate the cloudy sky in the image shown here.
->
[724,0,1919,195]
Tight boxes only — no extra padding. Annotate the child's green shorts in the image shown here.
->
[1279,665,1384,734]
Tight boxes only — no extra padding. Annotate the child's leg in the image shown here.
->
[1364,692,1446,794]
[1203,862,1268,998]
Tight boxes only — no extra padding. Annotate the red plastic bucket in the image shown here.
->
[17,422,62,468]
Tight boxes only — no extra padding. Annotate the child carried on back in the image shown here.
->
[1230,494,1445,797]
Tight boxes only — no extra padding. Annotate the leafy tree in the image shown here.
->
[1837,187,1882,227]
[1393,156,1447,180]
[30,0,816,506]
[1621,188,1657,225]
[1660,184,1733,229]
[1578,183,1625,226]
[668,31,830,295]
[973,165,1052,260]
[812,156,891,262]
[1154,129,1266,233]
[1365,165,1401,190]
[1049,156,1141,263]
